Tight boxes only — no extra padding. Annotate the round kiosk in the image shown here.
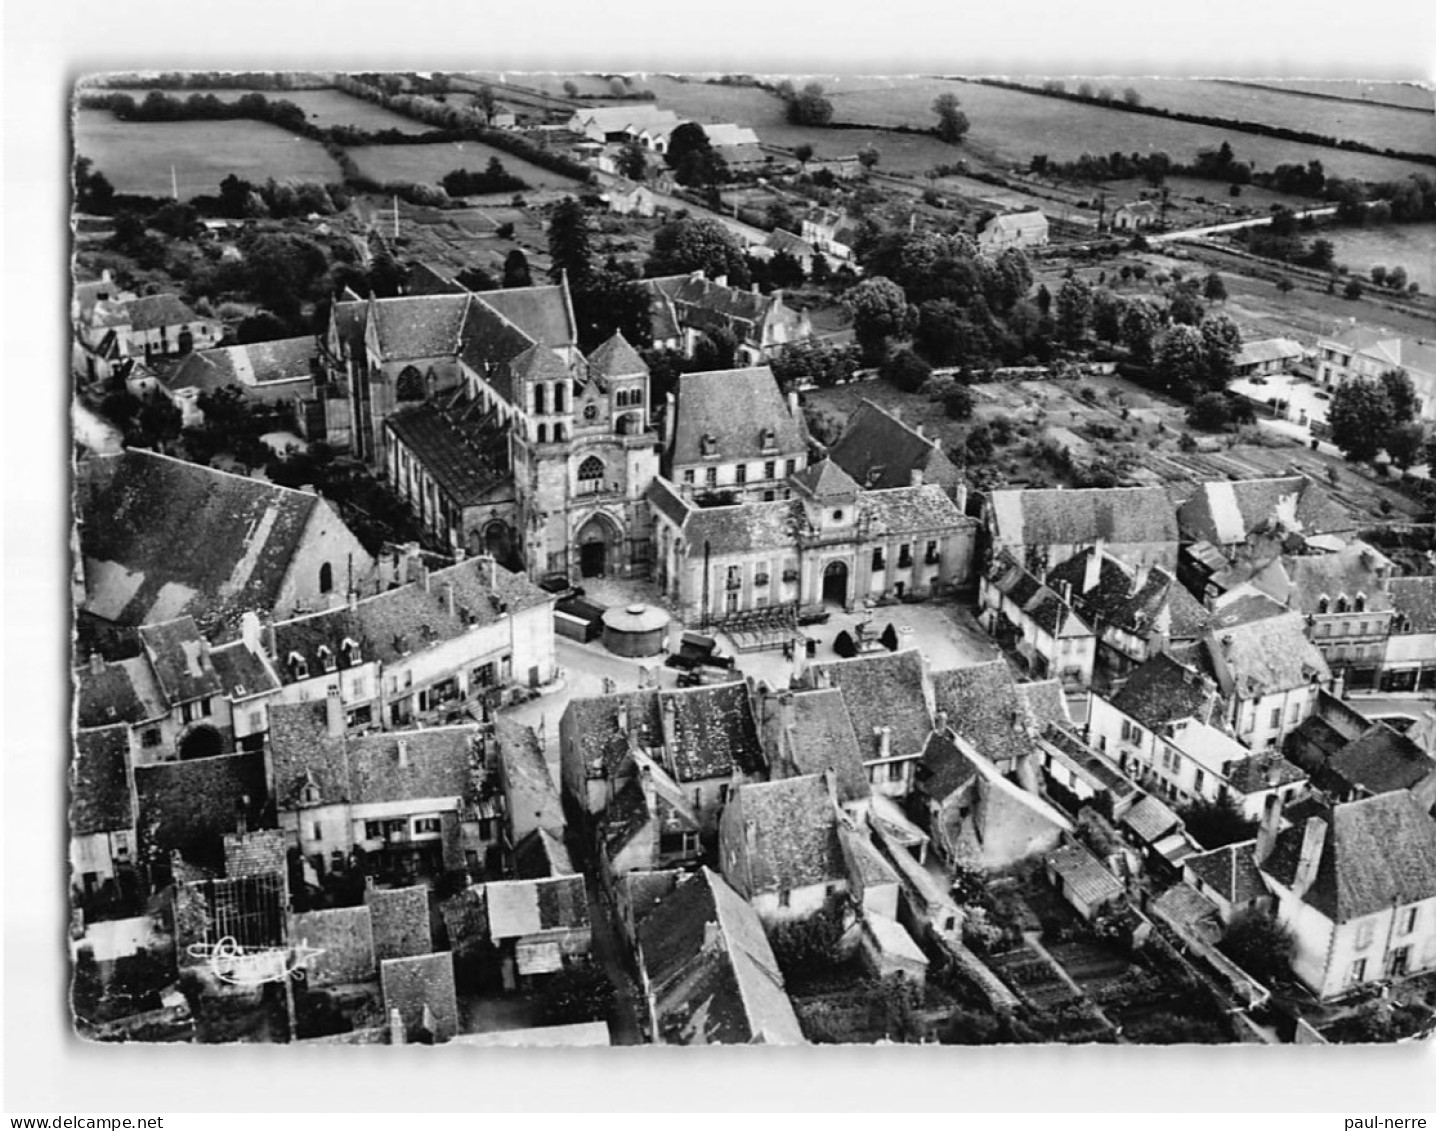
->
[601,603,671,658]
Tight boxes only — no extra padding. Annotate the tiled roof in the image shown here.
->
[1208,588,1290,630]
[366,885,433,961]
[380,952,459,1043]
[496,716,564,835]
[476,284,577,352]
[664,682,766,781]
[1389,577,1436,633]
[1279,544,1394,616]
[1261,792,1436,922]
[372,294,470,359]
[1110,653,1218,733]
[987,486,1179,549]
[1121,793,1184,843]
[138,617,223,705]
[77,450,324,637]
[985,211,1048,233]
[1046,843,1123,907]
[124,293,205,331]
[919,729,978,800]
[681,497,804,556]
[484,875,590,938]
[931,660,1045,768]
[208,639,279,701]
[617,869,686,932]
[1225,751,1308,793]
[585,331,647,378]
[386,399,511,506]
[1177,477,1354,546]
[988,551,1091,638]
[858,484,972,536]
[808,648,933,763]
[1185,841,1268,906]
[71,725,133,836]
[1329,724,1436,796]
[728,775,844,896]
[1042,723,1138,801]
[839,824,900,890]
[1048,551,1205,640]
[671,367,805,467]
[1237,338,1304,367]
[563,689,663,781]
[457,297,544,405]
[405,262,465,296]
[74,657,149,728]
[790,458,859,499]
[766,229,817,258]
[510,341,571,382]
[782,688,870,805]
[646,477,692,529]
[828,399,965,496]
[132,751,269,867]
[703,123,761,148]
[1017,679,1070,729]
[512,828,575,879]
[1209,610,1331,699]
[164,337,317,394]
[574,105,681,135]
[638,868,803,1045]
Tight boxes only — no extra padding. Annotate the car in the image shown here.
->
[1314,390,1330,400]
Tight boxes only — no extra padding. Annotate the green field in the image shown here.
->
[348,141,583,190]
[1321,222,1436,292]
[1244,79,1435,112]
[95,86,434,134]
[73,108,342,198]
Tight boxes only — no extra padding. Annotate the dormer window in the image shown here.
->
[1354,593,1366,613]
[700,432,718,457]
[342,637,361,666]
[1317,596,1330,615]
[300,779,321,806]
[760,427,776,451]
[318,645,336,673]
[1335,595,1350,614]
[288,652,309,680]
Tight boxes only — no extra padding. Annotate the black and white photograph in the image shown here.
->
[7,0,1436,1115]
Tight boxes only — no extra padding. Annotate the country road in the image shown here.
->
[1148,206,1339,244]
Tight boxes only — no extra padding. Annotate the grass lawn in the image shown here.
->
[93,87,436,134]
[1243,78,1436,113]
[1319,222,1436,293]
[348,142,584,191]
[74,109,342,198]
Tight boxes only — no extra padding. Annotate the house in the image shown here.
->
[642,273,813,364]
[929,660,1069,776]
[977,210,1049,253]
[567,105,682,150]
[859,909,930,988]
[1316,326,1436,421]
[1111,200,1159,232]
[478,873,591,977]
[69,725,139,912]
[1147,716,1307,816]
[800,208,857,260]
[1117,791,1199,871]
[1085,651,1222,777]
[804,649,935,798]
[1035,723,1142,818]
[380,953,459,1043]
[1206,605,1333,751]
[132,750,272,878]
[75,449,375,654]
[664,366,809,505]
[494,716,565,848]
[650,465,974,625]
[1234,338,1306,380]
[1255,791,1436,999]
[755,685,872,813]
[718,773,849,923]
[79,292,223,360]
[603,178,660,218]
[599,751,705,883]
[758,229,820,275]
[1176,475,1354,566]
[1183,840,1271,925]
[1287,719,1436,803]
[984,486,1180,576]
[160,337,323,427]
[1381,576,1436,693]
[826,398,968,505]
[980,551,1096,687]
[1046,842,1125,921]
[635,867,805,1045]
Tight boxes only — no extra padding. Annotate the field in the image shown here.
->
[73,108,341,198]
[1243,79,1435,113]
[347,142,584,191]
[95,86,434,134]
[1320,222,1436,293]
[1082,78,1435,161]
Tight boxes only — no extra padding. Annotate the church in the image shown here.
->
[322,279,660,585]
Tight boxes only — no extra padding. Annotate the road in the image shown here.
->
[1149,206,1338,245]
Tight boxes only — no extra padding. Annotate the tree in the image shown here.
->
[1199,313,1243,390]
[768,910,844,983]
[786,82,834,127]
[1370,264,1388,287]
[1157,324,1208,398]
[793,143,814,166]
[665,122,718,183]
[882,346,931,393]
[1423,432,1436,474]
[964,424,994,464]
[1276,277,1295,295]
[768,249,806,289]
[944,384,975,419]
[1328,376,1396,462]
[933,92,971,143]
[1178,793,1257,850]
[1120,301,1160,365]
[547,197,594,288]
[1035,283,1052,317]
[1123,86,1142,107]
[1203,271,1227,304]
[1387,265,1408,291]
[1055,276,1093,347]
[562,80,579,100]
[1186,391,1234,432]
[843,276,909,362]
[572,262,652,353]
[1218,911,1296,984]
[472,83,498,124]
[536,964,614,1026]
[1169,282,1205,327]
[645,216,749,284]
[502,249,533,289]
[1386,422,1427,471]
[857,145,880,171]
[1379,368,1418,424]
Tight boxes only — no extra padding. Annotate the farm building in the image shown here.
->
[977,210,1049,253]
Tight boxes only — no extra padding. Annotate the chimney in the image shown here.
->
[702,920,724,952]
[1264,756,1283,789]
[875,725,891,760]
[1291,817,1328,897]
[89,651,105,675]
[822,766,839,808]
[325,684,344,738]
[421,563,431,593]
[266,615,277,660]
[910,467,924,487]
[443,580,455,618]
[1255,792,1282,863]
[348,588,359,611]
[639,761,655,813]
[661,696,678,748]
[744,819,757,855]
[240,611,263,656]
[389,1008,407,1045]
[1056,579,1072,605]
[616,700,630,735]
[713,274,727,288]
[1134,561,1150,592]
[199,637,212,666]
[1084,543,1103,595]
[934,708,949,735]
[751,282,760,294]
[397,738,410,769]
[787,389,799,419]
[915,422,925,439]
[664,391,676,447]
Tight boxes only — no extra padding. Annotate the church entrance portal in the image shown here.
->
[576,514,620,579]
[822,560,849,607]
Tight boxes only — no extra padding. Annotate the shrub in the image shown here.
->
[769,909,845,982]
[1218,911,1296,985]
[881,346,932,394]
[944,384,975,420]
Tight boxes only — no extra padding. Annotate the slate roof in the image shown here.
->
[77,450,325,636]
[138,617,223,705]
[456,298,545,406]
[790,458,859,499]
[1329,724,1436,796]
[782,688,871,805]
[124,293,206,331]
[638,868,803,1046]
[1110,653,1219,733]
[164,337,317,394]
[1237,338,1304,368]
[671,367,805,466]
[74,657,150,728]
[1280,544,1394,616]
[512,828,576,880]
[496,716,564,835]
[1046,843,1123,907]
[988,551,1091,638]
[1177,477,1354,547]
[729,775,844,896]
[1260,792,1436,922]
[931,660,1046,768]
[476,284,577,352]
[1389,577,1436,633]
[208,639,279,701]
[484,875,590,939]
[366,885,433,961]
[372,294,470,360]
[987,486,1179,550]
[679,497,804,556]
[858,484,971,536]
[664,682,766,781]
[585,330,647,378]
[1210,610,1331,699]
[766,229,817,259]
[618,870,686,932]
[645,275,783,347]
[563,689,663,781]
[385,399,511,506]
[405,262,465,296]
[71,725,134,836]
[919,729,978,801]
[1185,841,1268,906]
[646,477,693,529]
[828,399,965,495]
[808,649,933,763]
[1048,552,1207,641]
